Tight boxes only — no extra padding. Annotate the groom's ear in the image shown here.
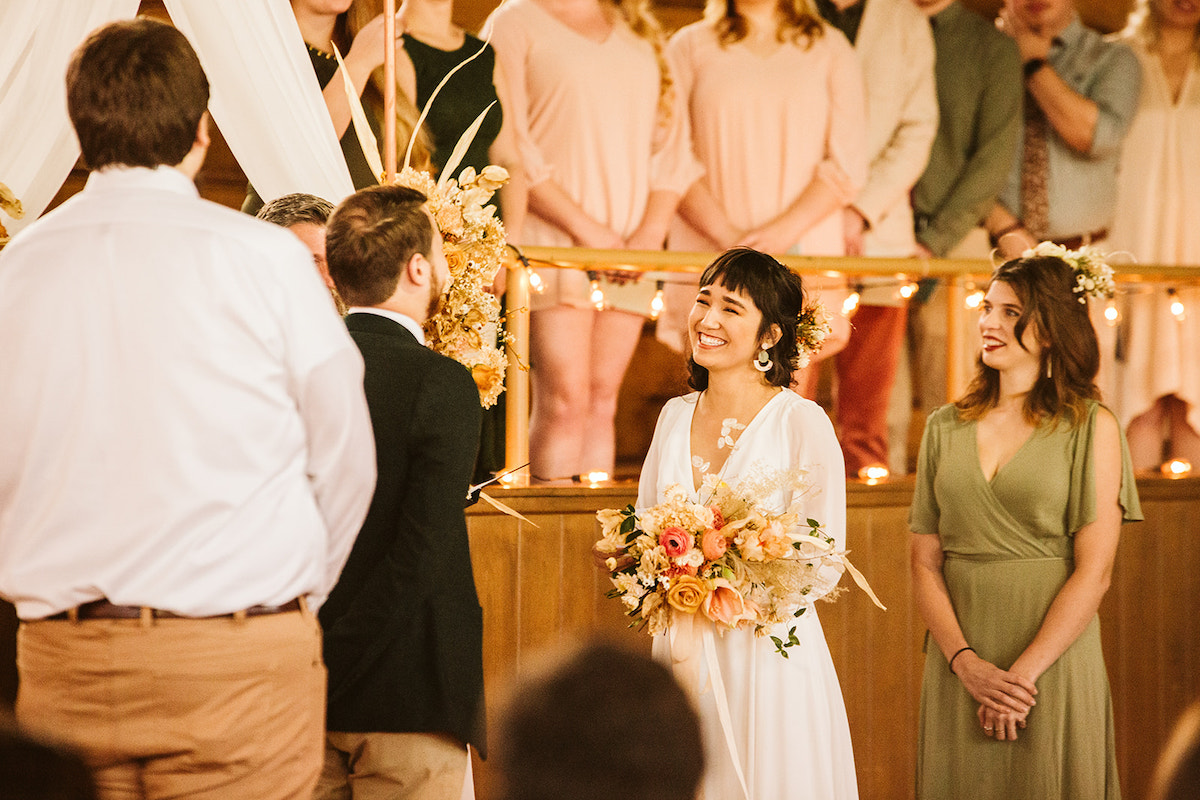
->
[403,251,432,287]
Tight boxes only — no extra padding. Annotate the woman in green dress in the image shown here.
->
[909,251,1142,799]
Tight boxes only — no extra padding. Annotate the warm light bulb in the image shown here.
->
[649,287,665,321]
[857,465,889,483]
[1104,299,1119,325]
[899,282,919,300]
[1161,459,1192,477]
[1171,299,1186,321]
[528,269,544,294]
[842,291,861,316]
[590,280,605,310]
[965,291,984,310]
[499,471,521,486]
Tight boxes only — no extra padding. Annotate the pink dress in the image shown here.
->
[484,0,698,314]
[665,22,867,255]
[1107,33,1200,433]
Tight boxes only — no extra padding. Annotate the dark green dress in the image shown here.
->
[909,401,1142,800]
[403,33,502,180]
[241,44,381,216]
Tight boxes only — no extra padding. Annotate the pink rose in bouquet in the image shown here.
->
[701,527,727,560]
[660,526,694,558]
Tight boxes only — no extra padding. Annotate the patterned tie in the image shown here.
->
[1020,91,1050,240]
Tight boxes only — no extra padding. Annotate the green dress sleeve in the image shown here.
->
[1065,401,1144,534]
[909,405,951,535]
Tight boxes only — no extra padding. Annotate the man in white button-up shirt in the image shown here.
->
[0,19,375,799]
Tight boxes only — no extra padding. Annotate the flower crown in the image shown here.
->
[1022,241,1116,304]
[795,299,833,368]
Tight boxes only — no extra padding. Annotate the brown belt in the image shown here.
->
[42,597,303,622]
[1053,228,1108,250]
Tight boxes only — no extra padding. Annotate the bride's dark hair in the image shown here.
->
[687,247,805,391]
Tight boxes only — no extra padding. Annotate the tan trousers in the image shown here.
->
[16,608,325,800]
[316,731,472,800]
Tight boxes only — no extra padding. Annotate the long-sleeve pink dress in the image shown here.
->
[665,21,868,255]
[485,0,698,314]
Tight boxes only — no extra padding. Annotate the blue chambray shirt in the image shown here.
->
[997,16,1142,239]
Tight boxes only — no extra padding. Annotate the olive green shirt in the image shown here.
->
[912,2,1022,257]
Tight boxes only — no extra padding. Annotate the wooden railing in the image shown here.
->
[501,247,1200,480]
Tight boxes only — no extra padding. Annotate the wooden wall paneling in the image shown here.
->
[464,478,1200,800]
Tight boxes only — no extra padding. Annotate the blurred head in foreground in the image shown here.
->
[496,640,704,800]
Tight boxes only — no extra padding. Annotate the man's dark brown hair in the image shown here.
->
[66,18,209,170]
[325,185,432,308]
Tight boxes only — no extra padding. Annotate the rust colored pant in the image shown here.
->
[834,304,908,476]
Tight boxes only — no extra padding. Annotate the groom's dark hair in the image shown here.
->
[325,184,432,308]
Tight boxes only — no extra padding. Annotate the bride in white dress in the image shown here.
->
[637,248,858,800]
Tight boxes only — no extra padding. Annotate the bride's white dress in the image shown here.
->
[639,389,859,800]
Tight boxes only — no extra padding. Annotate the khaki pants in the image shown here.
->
[17,608,325,800]
[316,731,472,800]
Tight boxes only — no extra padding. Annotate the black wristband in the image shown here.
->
[1023,57,1048,80]
[949,646,975,675]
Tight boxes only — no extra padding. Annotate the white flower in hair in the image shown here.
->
[1022,241,1116,304]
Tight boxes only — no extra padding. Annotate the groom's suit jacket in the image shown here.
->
[320,312,486,754]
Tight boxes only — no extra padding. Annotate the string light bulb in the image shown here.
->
[965,290,984,310]
[1104,298,1119,326]
[1168,288,1186,321]
[527,268,544,294]
[899,282,919,300]
[649,280,665,321]
[587,272,605,310]
[842,290,861,316]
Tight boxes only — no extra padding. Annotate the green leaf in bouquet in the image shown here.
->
[793,606,807,618]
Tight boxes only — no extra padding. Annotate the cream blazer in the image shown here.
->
[852,0,938,262]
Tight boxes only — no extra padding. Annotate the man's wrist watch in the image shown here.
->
[1023,57,1048,80]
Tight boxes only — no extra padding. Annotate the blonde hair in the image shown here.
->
[1125,0,1200,53]
[345,0,434,174]
[704,0,825,47]
[613,0,675,123]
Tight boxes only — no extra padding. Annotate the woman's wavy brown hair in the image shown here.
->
[705,0,825,47]
[955,255,1101,428]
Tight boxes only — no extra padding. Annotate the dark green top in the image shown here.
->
[403,33,502,180]
[911,2,1023,256]
[242,44,381,216]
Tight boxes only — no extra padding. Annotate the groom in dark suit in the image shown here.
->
[318,184,485,800]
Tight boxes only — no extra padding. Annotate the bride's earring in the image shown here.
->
[753,346,773,373]
[1045,356,1053,379]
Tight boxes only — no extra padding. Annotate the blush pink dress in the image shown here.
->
[484,0,698,314]
[665,21,868,256]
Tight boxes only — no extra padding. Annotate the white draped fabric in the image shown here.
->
[0,1,139,236]
[0,0,356,235]
[163,0,355,207]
